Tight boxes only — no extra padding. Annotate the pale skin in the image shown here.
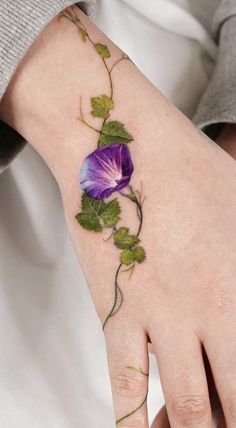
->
[152,125,236,428]
[1,6,236,427]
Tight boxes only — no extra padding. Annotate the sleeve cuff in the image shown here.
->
[193,7,236,139]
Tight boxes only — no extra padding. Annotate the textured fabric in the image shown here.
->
[0,0,96,173]
[193,0,236,138]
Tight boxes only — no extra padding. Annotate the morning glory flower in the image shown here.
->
[80,143,133,199]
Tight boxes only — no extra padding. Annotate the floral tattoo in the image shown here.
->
[61,8,148,425]
[61,8,146,329]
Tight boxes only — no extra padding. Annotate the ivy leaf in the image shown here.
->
[133,246,146,263]
[81,192,106,215]
[114,227,139,249]
[101,199,121,227]
[91,95,114,119]
[75,212,103,232]
[95,43,110,58]
[120,246,146,265]
[76,193,106,232]
[120,249,134,265]
[76,193,120,232]
[99,121,134,147]
[78,27,87,41]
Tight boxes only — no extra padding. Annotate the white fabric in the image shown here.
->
[0,1,217,426]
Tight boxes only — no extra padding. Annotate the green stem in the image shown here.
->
[100,58,114,131]
[126,366,149,376]
[103,263,123,329]
[120,185,143,238]
[110,55,130,74]
[103,187,144,327]
[78,96,101,133]
[116,367,149,425]
[116,392,148,425]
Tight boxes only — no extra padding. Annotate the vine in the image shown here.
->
[115,366,149,426]
[61,7,148,425]
[61,8,146,328]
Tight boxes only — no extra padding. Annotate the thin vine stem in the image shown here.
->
[110,54,130,74]
[119,185,144,238]
[126,366,149,376]
[116,366,149,425]
[61,9,130,133]
[116,392,148,425]
[78,96,101,133]
[102,263,123,329]
[103,185,144,328]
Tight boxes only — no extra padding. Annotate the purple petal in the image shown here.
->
[80,143,133,199]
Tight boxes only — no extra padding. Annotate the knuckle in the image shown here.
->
[170,395,209,425]
[113,372,146,399]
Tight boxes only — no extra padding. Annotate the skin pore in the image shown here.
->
[1,6,236,427]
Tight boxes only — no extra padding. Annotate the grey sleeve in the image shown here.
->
[193,0,236,140]
[0,0,96,173]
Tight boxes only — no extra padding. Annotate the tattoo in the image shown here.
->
[61,8,146,328]
[116,366,149,425]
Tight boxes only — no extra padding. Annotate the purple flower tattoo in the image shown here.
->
[61,7,147,426]
[80,143,133,200]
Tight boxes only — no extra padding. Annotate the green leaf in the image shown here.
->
[76,193,106,232]
[133,246,146,263]
[114,227,139,249]
[95,43,110,58]
[99,121,134,147]
[120,246,146,265]
[76,193,121,232]
[101,199,121,227]
[81,193,106,215]
[78,27,87,41]
[120,249,134,265]
[91,95,114,119]
[75,212,103,232]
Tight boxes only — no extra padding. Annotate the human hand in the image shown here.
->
[150,124,236,428]
[1,7,236,427]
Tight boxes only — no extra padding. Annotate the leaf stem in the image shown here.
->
[126,366,149,376]
[77,97,101,133]
[103,263,123,329]
[116,366,149,425]
[110,54,130,74]
[119,185,144,238]
[116,392,148,425]
[100,58,114,130]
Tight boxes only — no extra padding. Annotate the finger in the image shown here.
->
[105,325,149,427]
[151,405,171,428]
[202,322,236,428]
[151,328,212,427]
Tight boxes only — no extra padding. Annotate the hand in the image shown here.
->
[150,124,236,428]
[1,7,236,427]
